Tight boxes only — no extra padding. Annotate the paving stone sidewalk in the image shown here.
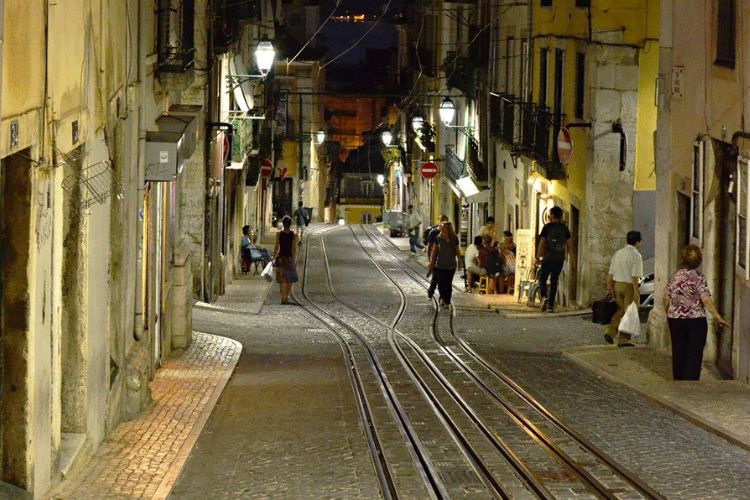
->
[52,332,241,499]
[194,274,272,315]
[565,345,750,451]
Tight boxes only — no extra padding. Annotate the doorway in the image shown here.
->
[1,151,33,487]
[272,178,293,222]
[569,205,580,304]
[715,143,736,376]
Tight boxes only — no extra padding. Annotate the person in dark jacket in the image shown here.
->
[535,206,573,313]
[429,221,462,308]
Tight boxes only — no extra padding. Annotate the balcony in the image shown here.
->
[445,147,465,183]
[212,0,242,54]
[157,0,195,73]
[467,137,487,183]
[229,119,257,169]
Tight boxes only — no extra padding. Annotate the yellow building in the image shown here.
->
[491,0,659,306]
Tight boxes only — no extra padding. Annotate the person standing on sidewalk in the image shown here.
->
[407,204,424,254]
[273,216,298,304]
[605,231,644,346]
[663,245,730,380]
[429,221,462,308]
[535,206,572,313]
[294,201,309,245]
[426,214,449,298]
[479,216,498,247]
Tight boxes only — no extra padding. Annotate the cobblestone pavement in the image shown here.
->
[170,304,381,498]
[164,224,750,499]
[52,333,241,499]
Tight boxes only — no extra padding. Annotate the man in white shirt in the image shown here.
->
[606,231,643,346]
[407,204,424,254]
[478,216,498,247]
[464,235,487,291]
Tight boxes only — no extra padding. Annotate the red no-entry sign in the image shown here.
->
[557,127,573,165]
[420,161,438,179]
[260,159,273,177]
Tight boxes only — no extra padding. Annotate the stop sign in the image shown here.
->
[557,127,573,165]
[260,159,273,177]
[420,161,438,179]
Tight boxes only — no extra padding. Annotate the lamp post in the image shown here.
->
[377,174,386,222]
[439,97,456,126]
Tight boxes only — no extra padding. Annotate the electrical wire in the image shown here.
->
[287,0,341,66]
[320,0,394,69]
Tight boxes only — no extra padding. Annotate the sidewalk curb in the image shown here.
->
[152,333,243,499]
[563,348,750,453]
[193,279,273,315]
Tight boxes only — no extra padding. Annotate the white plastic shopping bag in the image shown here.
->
[260,261,274,283]
[618,302,641,337]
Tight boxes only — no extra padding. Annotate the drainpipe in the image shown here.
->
[133,0,148,343]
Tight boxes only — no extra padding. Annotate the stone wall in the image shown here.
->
[580,44,640,304]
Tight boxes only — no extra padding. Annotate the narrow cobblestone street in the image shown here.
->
[163,226,750,499]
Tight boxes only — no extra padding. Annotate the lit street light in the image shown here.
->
[381,130,393,146]
[376,174,385,186]
[439,97,456,125]
[316,129,326,145]
[412,115,424,133]
[254,40,275,75]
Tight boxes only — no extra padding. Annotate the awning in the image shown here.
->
[229,55,254,112]
[466,189,490,204]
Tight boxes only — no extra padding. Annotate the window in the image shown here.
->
[738,158,749,276]
[576,0,591,6]
[361,180,374,197]
[575,53,585,118]
[716,0,736,68]
[690,141,704,243]
[541,0,552,6]
[539,48,548,107]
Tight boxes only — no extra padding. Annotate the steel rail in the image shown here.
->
[295,226,445,499]
[345,226,548,499]
[294,226,397,500]
[360,224,665,500]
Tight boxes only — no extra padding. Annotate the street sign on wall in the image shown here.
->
[420,161,438,179]
[557,127,573,165]
[260,159,273,177]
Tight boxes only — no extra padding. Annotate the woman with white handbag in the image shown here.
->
[273,215,298,304]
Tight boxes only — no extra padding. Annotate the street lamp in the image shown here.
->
[376,174,385,186]
[439,97,456,125]
[316,129,326,145]
[382,130,393,146]
[412,115,424,133]
[254,40,275,75]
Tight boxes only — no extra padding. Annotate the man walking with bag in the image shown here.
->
[535,206,572,313]
[605,231,643,346]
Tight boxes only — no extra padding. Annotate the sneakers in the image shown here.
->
[547,306,555,314]
[541,298,548,312]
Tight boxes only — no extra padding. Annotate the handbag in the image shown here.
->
[592,298,618,324]
[618,302,641,337]
[260,261,274,282]
[285,266,299,283]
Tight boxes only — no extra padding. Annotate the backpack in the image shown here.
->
[545,223,568,260]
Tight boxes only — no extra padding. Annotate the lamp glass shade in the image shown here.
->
[412,115,424,133]
[254,41,275,74]
[376,174,385,186]
[439,97,455,125]
[381,131,393,146]
[316,129,326,145]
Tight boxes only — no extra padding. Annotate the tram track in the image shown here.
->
[356,223,665,500]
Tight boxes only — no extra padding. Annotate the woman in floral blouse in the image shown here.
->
[663,245,730,380]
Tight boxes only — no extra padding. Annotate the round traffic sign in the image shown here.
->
[420,161,438,179]
[557,127,573,165]
[260,159,273,177]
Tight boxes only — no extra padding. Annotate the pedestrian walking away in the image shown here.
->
[605,231,644,346]
[294,201,309,245]
[535,206,572,313]
[429,221,462,308]
[407,204,424,254]
[663,245,730,380]
[274,216,299,304]
[426,214,449,299]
